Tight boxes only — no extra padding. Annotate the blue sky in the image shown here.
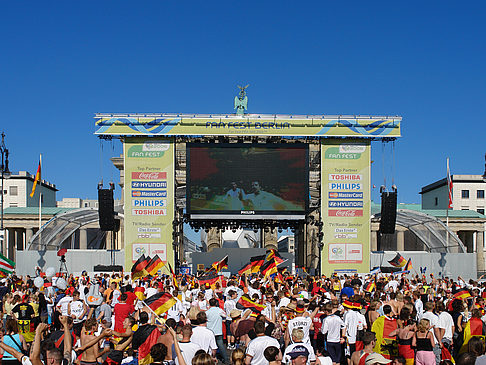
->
[1,1,485,208]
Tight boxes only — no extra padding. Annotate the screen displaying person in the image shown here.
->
[225,182,245,210]
[242,181,300,211]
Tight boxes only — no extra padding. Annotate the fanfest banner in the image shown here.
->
[95,115,401,138]
[124,137,174,273]
[321,139,371,275]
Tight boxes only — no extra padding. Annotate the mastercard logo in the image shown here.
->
[132,191,142,197]
[329,193,338,198]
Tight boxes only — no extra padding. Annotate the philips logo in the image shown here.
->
[241,211,255,215]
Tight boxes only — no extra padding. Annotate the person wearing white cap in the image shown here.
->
[364,353,392,365]
[285,345,310,365]
[284,329,316,365]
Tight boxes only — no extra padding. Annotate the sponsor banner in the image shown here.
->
[95,115,401,138]
[132,199,167,207]
[132,243,167,261]
[334,228,358,233]
[329,192,363,199]
[321,139,370,275]
[132,190,167,198]
[124,138,174,272]
[132,209,167,216]
[328,183,362,190]
[137,227,161,233]
[137,233,161,239]
[131,171,167,180]
[328,201,363,208]
[132,181,167,189]
[334,233,358,239]
[328,174,362,181]
[328,209,363,217]
[328,243,363,264]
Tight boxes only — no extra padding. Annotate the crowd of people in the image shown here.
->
[0,270,485,365]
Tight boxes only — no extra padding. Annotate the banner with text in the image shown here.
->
[96,116,401,138]
[321,139,371,275]
[124,137,174,273]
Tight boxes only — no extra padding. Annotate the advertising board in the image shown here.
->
[124,137,174,272]
[321,139,370,274]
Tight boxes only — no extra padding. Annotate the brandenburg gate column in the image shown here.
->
[477,230,485,274]
[263,228,278,251]
[207,227,221,252]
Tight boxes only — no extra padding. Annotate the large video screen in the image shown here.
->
[187,143,308,219]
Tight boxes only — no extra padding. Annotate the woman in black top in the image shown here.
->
[412,318,435,365]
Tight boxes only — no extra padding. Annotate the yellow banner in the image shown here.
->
[321,139,371,275]
[95,115,401,138]
[124,137,174,273]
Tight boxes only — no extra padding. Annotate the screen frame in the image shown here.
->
[186,142,309,220]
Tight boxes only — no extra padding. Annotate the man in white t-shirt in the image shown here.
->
[436,301,454,348]
[321,306,345,365]
[68,290,88,337]
[343,302,366,355]
[145,284,158,299]
[413,291,423,320]
[286,303,313,346]
[176,324,202,365]
[190,312,217,357]
[56,293,73,316]
[245,320,280,365]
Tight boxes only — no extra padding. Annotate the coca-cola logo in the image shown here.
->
[132,172,167,180]
[328,209,363,217]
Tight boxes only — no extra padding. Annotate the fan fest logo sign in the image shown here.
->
[124,138,174,272]
[321,140,370,275]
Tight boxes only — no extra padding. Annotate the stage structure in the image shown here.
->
[95,113,401,275]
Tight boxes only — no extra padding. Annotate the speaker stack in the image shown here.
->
[98,189,115,231]
[379,190,397,234]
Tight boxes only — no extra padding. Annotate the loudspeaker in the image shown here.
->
[380,191,397,234]
[98,189,115,231]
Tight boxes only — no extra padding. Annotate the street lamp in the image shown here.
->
[0,132,11,256]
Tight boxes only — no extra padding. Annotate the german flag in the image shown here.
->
[454,289,472,300]
[144,292,176,316]
[29,155,42,198]
[265,249,286,265]
[198,272,220,288]
[146,255,164,277]
[168,263,176,276]
[238,262,252,276]
[250,255,265,273]
[261,258,278,278]
[404,258,412,272]
[273,271,285,284]
[364,281,376,293]
[236,295,265,313]
[210,255,228,272]
[441,347,454,363]
[371,315,398,357]
[459,317,485,354]
[131,255,150,280]
[343,300,363,310]
[388,253,407,268]
[134,286,146,301]
[133,324,162,365]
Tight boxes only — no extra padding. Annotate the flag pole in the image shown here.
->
[38,154,42,248]
[446,157,450,228]
[446,157,451,250]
